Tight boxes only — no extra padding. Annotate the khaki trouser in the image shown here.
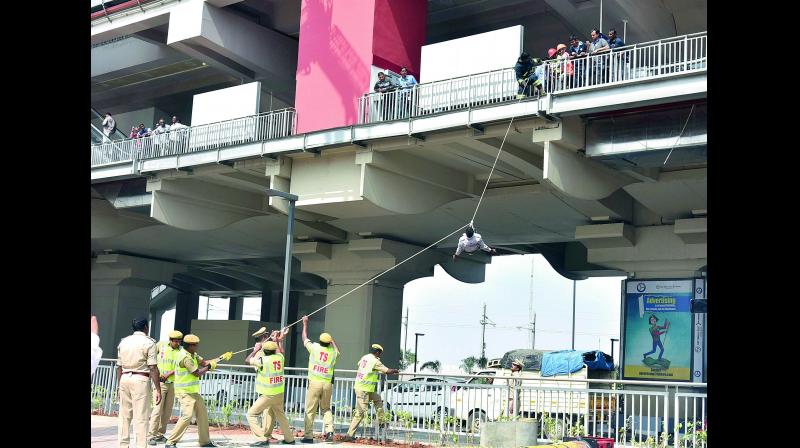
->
[166,392,210,445]
[304,379,334,436]
[148,382,175,438]
[248,393,295,443]
[118,373,152,448]
[347,390,383,437]
[262,407,276,438]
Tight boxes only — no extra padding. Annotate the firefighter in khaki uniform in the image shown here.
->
[165,334,224,448]
[246,337,296,446]
[300,315,340,443]
[342,344,399,441]
[147,330,185,445]
[116,319,162,448]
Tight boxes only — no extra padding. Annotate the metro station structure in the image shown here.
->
[91,0,707,372]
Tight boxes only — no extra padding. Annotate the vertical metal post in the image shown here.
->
[623,19,628,44]
[571,280,576,350]
[281,198,295,330]
[599,0,603,36]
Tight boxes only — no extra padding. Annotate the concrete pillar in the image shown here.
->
[228,297,244,320]
[91,254,185,357]
[293,238,446,369]
[259,290,273,322]
[294,0,428,133]
[174,291,199,336]
[92,283,154,359]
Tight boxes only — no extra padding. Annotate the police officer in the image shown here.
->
[117,318,162,448]
[147,330,185,445]
[165,334,219,448]
[300,315,340,443]
[342,344,399,441]
[508,359,524,416]
[246,335,296,446]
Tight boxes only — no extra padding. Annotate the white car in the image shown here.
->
[381,376,465,421]
[200,369,258,406]
[451,368,592,433]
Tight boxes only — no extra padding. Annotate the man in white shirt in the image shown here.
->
[102,113,116,142]
[453,226,497,261]
[91,315,103,375]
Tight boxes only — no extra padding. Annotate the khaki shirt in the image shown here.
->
[370,354,390,374]
[117,331,157,373]
[180,353,204,374]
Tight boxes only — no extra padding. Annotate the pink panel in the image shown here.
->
[372,0,427,78]
[294,0,427,133]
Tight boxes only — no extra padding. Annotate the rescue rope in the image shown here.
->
[273,76,540,334]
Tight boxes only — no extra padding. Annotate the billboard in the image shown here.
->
[621,279,704,382]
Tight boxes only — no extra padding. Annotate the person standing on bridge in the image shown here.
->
[300,315,340,443]
[342,344,399,442]
[147,330,185,446]
[453,226,497,261]
[116,319,162,448]
[164,334,222,448]
[246,336,296,446]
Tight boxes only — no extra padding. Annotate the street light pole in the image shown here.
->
[571,280,576,350]
[266,188,299,331]
[414,333,425,373]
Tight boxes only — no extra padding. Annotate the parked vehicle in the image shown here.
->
[381,376,466,421]
[199,369,258,406]
[451,349,617,433]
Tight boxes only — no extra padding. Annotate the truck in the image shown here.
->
[450,349,617,434]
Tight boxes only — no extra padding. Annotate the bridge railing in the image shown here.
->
[89,108,296,168]
[92,360,706,447]
[357,31,707,125]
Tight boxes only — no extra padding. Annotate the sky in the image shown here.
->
[402,254,625,374]
[158,254,625,375]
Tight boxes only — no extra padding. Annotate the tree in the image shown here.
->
[420,360,441,373]
[460,356,478,374]
[399,350,416,370]
[460,356,488,373]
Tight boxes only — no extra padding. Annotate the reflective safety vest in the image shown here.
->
[256,353,285,396]
[174,352,201,394]
[307,343,338,383]
[354,353,380,393]
[157,342,184,384]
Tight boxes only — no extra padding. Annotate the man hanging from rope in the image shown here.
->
[452,225,497,261]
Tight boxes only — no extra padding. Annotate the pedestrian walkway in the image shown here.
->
[91,415,356,447]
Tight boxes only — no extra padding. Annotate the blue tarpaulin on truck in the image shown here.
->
[540,350,584,377]
[582,350,614,371]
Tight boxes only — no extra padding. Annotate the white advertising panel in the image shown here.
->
[191,82,261,126]
[420,25,524,83]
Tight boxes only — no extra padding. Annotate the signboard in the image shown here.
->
[621,279,702,382]
[692,279,706,382]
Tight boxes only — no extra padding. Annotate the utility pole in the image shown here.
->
[529,257,535,349]
[532,313,536,350]
[479,303,495,362]
[403,307,409,358]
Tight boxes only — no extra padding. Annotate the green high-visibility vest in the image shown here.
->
[174,352,201,394]
[307,343,337,383]
[354,353,380,393]
[256,353,285,396]
[157,341,185,384]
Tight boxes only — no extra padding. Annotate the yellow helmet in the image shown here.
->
[263,341,278,350]
[319,333,333,343]
[371,343,384,352]
[168,330,183,339]
[184,334,200,344]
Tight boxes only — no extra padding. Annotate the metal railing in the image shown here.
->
[92,360,706,447]
[357,31,707,125]
[89,108,296,168]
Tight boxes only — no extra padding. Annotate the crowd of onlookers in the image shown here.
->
[366,27,626,101]
[515,28,626,97]
[100,113,187,143]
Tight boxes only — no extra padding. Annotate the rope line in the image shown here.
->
[275,76,539,334]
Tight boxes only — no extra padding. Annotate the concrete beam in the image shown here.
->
[544,141,636,200]
[458,139,545,181]
[148,177,270,230]
[167,1,298,97]
[531,115,584,151]
[674,217,707,245]
[92,197,158,239]
[575,223,635,249]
